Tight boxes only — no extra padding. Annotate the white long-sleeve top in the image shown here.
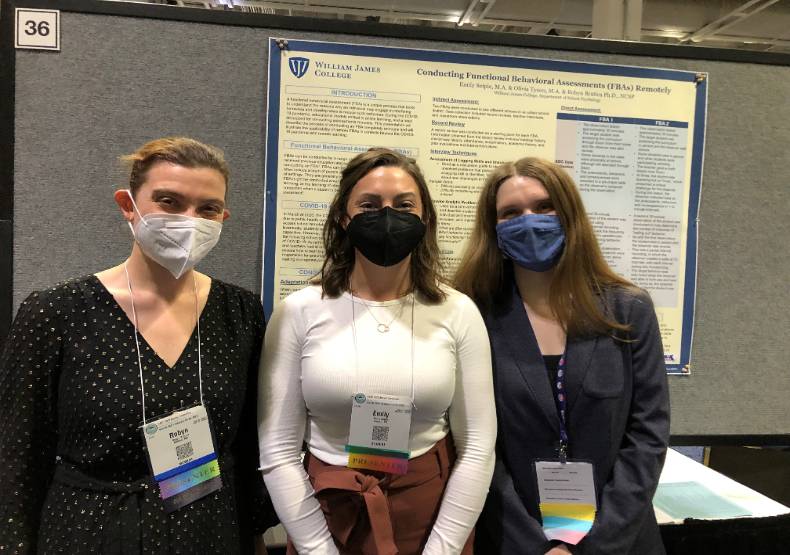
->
[258,284,496,554]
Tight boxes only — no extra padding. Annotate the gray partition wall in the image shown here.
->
[2,0,789,442]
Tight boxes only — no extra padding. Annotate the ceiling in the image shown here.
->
[149,0,790,53]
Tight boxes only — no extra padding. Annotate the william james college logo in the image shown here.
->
[289,57,310,78]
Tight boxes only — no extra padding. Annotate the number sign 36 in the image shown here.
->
[15,8,60,51]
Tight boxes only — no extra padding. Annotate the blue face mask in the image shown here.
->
[495,214,565,272]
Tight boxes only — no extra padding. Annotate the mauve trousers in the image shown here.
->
[286,435,474,555]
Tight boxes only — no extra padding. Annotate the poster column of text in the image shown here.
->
[275,76,420,299]
[556,114,689,360]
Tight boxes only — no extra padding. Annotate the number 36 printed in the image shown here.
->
[24,20,51,36]
[15,8,60,50]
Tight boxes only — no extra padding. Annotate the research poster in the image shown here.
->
[263,39,707,374]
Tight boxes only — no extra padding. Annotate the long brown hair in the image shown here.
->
[454,157,634,337]
[312,148,446,303]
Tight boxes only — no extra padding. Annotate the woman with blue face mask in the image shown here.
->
[0,137,277,554]
[454,157,669,555]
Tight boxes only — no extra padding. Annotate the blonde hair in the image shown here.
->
[454,157,634,338]
[121,137,229,197]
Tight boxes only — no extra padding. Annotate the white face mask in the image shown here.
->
[126,190,223,279]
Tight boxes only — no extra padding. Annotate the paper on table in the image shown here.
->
[654,481,752,520]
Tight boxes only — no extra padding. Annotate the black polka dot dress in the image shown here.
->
[0,275,277,554]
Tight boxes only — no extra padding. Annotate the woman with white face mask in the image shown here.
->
[0,137,277,554]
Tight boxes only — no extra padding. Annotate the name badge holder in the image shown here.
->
[534,354,597,545]
[142,404,222,512]
[126,265,222,512]
[345,392,412,475]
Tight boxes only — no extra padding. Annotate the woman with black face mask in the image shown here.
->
[258,148,496,554]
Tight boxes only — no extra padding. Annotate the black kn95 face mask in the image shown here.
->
[346,206,426,267]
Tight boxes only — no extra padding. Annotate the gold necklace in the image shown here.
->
[359,297,406,333]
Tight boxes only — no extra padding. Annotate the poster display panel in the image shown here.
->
[263,39,707,374]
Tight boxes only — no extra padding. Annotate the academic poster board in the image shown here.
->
[5,1,789,439]
[263,39,707,375]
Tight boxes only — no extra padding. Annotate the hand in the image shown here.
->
[545,544,572,555]
[255,534,269,555]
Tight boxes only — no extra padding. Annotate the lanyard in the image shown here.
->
[349,291,416,407]
[124,263,204,425]
[554,354,569,463]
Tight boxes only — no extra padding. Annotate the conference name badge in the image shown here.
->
[534,460,597,545]
[345,392,411,475]
[142,404,222,512]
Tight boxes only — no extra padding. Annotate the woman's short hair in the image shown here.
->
[314,147,445,303]
[121,137,229,197]
[454,157,633,337]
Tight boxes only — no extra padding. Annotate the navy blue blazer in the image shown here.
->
[476,282,670,555]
